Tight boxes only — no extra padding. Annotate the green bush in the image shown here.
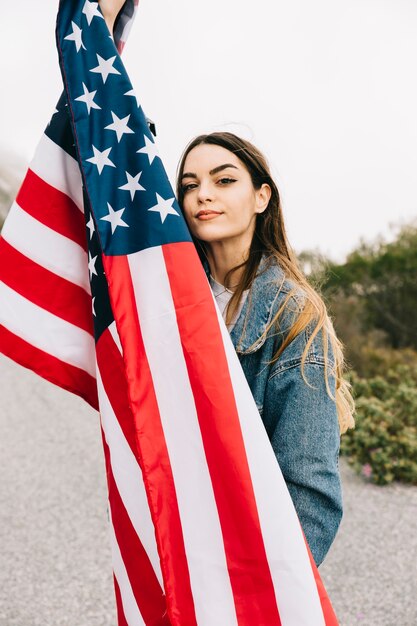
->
[341,365,417,485]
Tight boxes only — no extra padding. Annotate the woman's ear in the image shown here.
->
[255,183,272,214]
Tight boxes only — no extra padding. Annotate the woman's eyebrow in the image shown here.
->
[181,163,239,180]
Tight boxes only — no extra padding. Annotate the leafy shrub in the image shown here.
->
[341,365,417,485]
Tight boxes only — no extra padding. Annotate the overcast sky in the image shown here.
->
[1,0,416,261]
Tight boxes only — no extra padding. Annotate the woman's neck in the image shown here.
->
[205,241,249,287]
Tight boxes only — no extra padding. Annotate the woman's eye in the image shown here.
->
[218,178,236,185]
[182,183,198,193]
[182,178,236,193]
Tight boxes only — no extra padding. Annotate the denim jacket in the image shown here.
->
[223,255,343,566]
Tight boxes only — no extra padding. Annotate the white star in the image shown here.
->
[104,112,135,143]
[118,171,145,200]
[92,296,96,317]
[90,54,120,84]
[75,82,101,114]
[88,252,98,279]
[101,203,129,234]
[82,0,104,25]
[86,213,95,239]
[86,145,116,174]
[148,194,179,224]
[137,135,159,165]
[64,21,86,52]
[124,88,140,107]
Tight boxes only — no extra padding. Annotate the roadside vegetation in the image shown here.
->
[302,222,417,485]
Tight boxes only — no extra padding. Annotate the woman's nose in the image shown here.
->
[197,180,214,203]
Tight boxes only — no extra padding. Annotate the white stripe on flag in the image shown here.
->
[96,366,164,588]
[108,507,146,626]
[214,303,326,626]
[109,321,123,355]
[0,282,96,377]
[128,247,238,626]
[30,133,84,212]
[1,202,90,293]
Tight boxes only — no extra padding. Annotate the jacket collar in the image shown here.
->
[229,255,289,354]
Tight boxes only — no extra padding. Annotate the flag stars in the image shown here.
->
[124,88,140,107]
[90,54,121,84]
[75,82,101,114]
[148,194,179,224]
[86,145,116,174]
[137,135,159,165]
[92,296,96,317]
[105,112,135,143]
[88,252,98,279]
[82,0,104,25]
[64,21,86,52]
[86,213,95,239]
[101,203,129,234]
[118,171,145,200]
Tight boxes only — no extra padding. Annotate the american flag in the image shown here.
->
[0,1,339,624]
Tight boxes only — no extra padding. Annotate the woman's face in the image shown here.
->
[180,144,270,251]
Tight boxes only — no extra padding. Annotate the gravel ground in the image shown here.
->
[0,353,416,626]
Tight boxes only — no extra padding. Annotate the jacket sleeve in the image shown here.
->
[263,335,343,566]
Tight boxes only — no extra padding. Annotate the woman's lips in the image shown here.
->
[196,211,222,221]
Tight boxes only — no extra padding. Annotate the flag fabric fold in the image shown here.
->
[0,1,339,624]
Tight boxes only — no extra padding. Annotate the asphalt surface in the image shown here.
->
[1,354,416,626]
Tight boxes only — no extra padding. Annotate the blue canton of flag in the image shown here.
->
[57,0,192,257]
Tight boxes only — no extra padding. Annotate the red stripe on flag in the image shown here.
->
[100,420,167,625]
[304,531,339,625]
[96,327,141,463]
[0,238,93,336]
[113,574,129,626]
[0,325,98,409]
[103,254,197,626]
[163,242,281,625]
[16,168,87,250]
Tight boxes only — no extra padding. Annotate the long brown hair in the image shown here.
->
[176,132,354,434]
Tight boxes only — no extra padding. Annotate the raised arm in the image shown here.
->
[98,0,126,33]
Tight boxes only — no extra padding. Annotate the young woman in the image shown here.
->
[99,0,355,566]
[176,132,355,566]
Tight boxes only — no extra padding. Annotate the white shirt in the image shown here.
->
[209,275,249,332]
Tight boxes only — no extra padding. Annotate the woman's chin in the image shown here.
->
[191,225,232,243]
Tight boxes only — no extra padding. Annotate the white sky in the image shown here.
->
[1,0,416,261]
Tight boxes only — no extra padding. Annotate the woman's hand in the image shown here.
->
[98,0,126,33]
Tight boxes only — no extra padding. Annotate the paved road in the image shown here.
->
[1,354,416,626]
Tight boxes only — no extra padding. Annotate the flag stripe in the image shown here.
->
[113,575,129,626]
[103,253,198,626]
[0,239,93,336]
[101,431,167,624]
[16,168,87,249]
[96,364,164,589]
[107,507,147,626]
[125,248,240,626]
[30,133,84,211]
[97,325,141,462]
[96,326,164,587]
[213,302,327,625]
[304,542,339,625]
[163,242,281,625]
[0,325,98,408]
[1,203,90,293]
[0,281,96,377]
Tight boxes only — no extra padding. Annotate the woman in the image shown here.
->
[176,132,355,566]
[99,0,355,566]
